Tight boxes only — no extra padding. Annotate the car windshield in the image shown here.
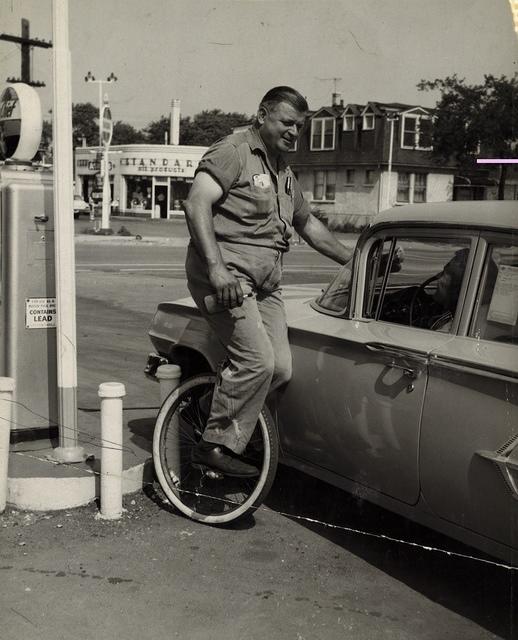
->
[315,264,352,313]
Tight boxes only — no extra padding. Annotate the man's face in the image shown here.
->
[257,101,306,154]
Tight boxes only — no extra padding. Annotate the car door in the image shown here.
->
[277,229,475,506]
[420,233,518,552]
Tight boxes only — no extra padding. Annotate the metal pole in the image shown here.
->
[385,116,397,210]
[101,144,111,230]
[51,0,84,463]
[98,82,102,148]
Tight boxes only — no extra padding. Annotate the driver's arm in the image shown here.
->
[294,212,353,265]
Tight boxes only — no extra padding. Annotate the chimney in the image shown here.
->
[170,99,181,145]
[332,92,341,107]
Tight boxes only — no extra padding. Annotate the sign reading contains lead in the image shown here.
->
[25,297,57,329]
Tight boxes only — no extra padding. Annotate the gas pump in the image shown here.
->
[0,83,57,435]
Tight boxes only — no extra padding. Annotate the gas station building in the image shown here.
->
[74,142,207,218]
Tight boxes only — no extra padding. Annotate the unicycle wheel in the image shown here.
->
[152,373,278,524]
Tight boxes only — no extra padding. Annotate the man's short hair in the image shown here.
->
[259,86,308,114]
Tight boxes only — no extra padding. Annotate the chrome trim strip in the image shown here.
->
[430,354,518,382]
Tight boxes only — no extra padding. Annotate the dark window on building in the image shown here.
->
[365,169,375,186]
[414,173,427,202]
[311,118,335,150]
[397,172,410,202]
[313,170,336,200]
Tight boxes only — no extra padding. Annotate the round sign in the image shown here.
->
[101,105,113,147]
[0,83,42,162]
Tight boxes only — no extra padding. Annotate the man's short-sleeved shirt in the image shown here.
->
[195,126,310,252]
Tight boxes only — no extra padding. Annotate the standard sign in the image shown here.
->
[25,297,57,329]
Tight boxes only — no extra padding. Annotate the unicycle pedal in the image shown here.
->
[192,463,225,480]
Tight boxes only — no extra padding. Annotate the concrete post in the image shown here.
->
[156,365,182,405]
[51,0,84,463]
[97,382,125,520]
[0,378,15,513]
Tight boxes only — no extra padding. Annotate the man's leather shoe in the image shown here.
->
[192,441,259,478]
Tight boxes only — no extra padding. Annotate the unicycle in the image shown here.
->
[152,372,279,524]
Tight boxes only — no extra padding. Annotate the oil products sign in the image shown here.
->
[25,297,57,329]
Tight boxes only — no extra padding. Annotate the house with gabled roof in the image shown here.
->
[287,95,458,228]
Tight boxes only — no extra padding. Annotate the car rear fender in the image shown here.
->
[149,300,225,374]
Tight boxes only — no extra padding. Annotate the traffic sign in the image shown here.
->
[101,105,113,147]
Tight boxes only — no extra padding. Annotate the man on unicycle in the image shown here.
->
[184,86,352,479]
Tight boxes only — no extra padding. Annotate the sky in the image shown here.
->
[1,0,517,128]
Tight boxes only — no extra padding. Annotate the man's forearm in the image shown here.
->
[296,214,353,265]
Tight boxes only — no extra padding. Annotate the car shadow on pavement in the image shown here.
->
[265,465,516,640]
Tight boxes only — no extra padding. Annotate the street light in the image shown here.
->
[84,71,117,147]
[384,113,399,210]
[85,71,117,232]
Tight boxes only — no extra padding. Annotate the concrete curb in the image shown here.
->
[7,458,154,511]
[75,235,189,246]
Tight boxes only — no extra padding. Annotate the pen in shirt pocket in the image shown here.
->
[285,175,293,197]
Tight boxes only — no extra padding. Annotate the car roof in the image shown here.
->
[373,201,517,231]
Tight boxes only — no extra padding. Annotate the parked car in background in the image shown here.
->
[73,194,90,219]
[145,201,518,564]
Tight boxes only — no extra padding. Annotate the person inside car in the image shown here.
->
[380,248,470,331]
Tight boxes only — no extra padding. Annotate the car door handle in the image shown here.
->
[387,360,418,379]
[365,342,427,379]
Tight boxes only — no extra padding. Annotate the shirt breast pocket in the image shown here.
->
[250,185,275,216]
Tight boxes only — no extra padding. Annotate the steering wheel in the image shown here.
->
[409,274,439,327]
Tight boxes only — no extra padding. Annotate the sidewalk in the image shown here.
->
[7,403,157,512]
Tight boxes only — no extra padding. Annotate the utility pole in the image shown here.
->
[385,113,399,210]
[0,18,52,87]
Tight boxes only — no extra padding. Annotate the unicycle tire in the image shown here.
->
[152,373,278,524]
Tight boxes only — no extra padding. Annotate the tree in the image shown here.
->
[143,109,251,146]
[112,121,146,145]
[72,102,99,147]
[143,116,170,144]
[418,74,518,199]
[181,109,251,146]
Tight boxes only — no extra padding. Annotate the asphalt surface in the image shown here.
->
[1,470,516,640]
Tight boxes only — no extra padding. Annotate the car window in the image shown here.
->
[470,243,518,344]
[363,237,471,332]
[315,263,352,313]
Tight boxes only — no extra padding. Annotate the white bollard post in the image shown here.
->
[156,365,182,405]
[97,382,126,520]
[0,378,15,513]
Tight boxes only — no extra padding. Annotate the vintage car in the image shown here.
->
[73,194,90,218]
[146,201,517,564]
